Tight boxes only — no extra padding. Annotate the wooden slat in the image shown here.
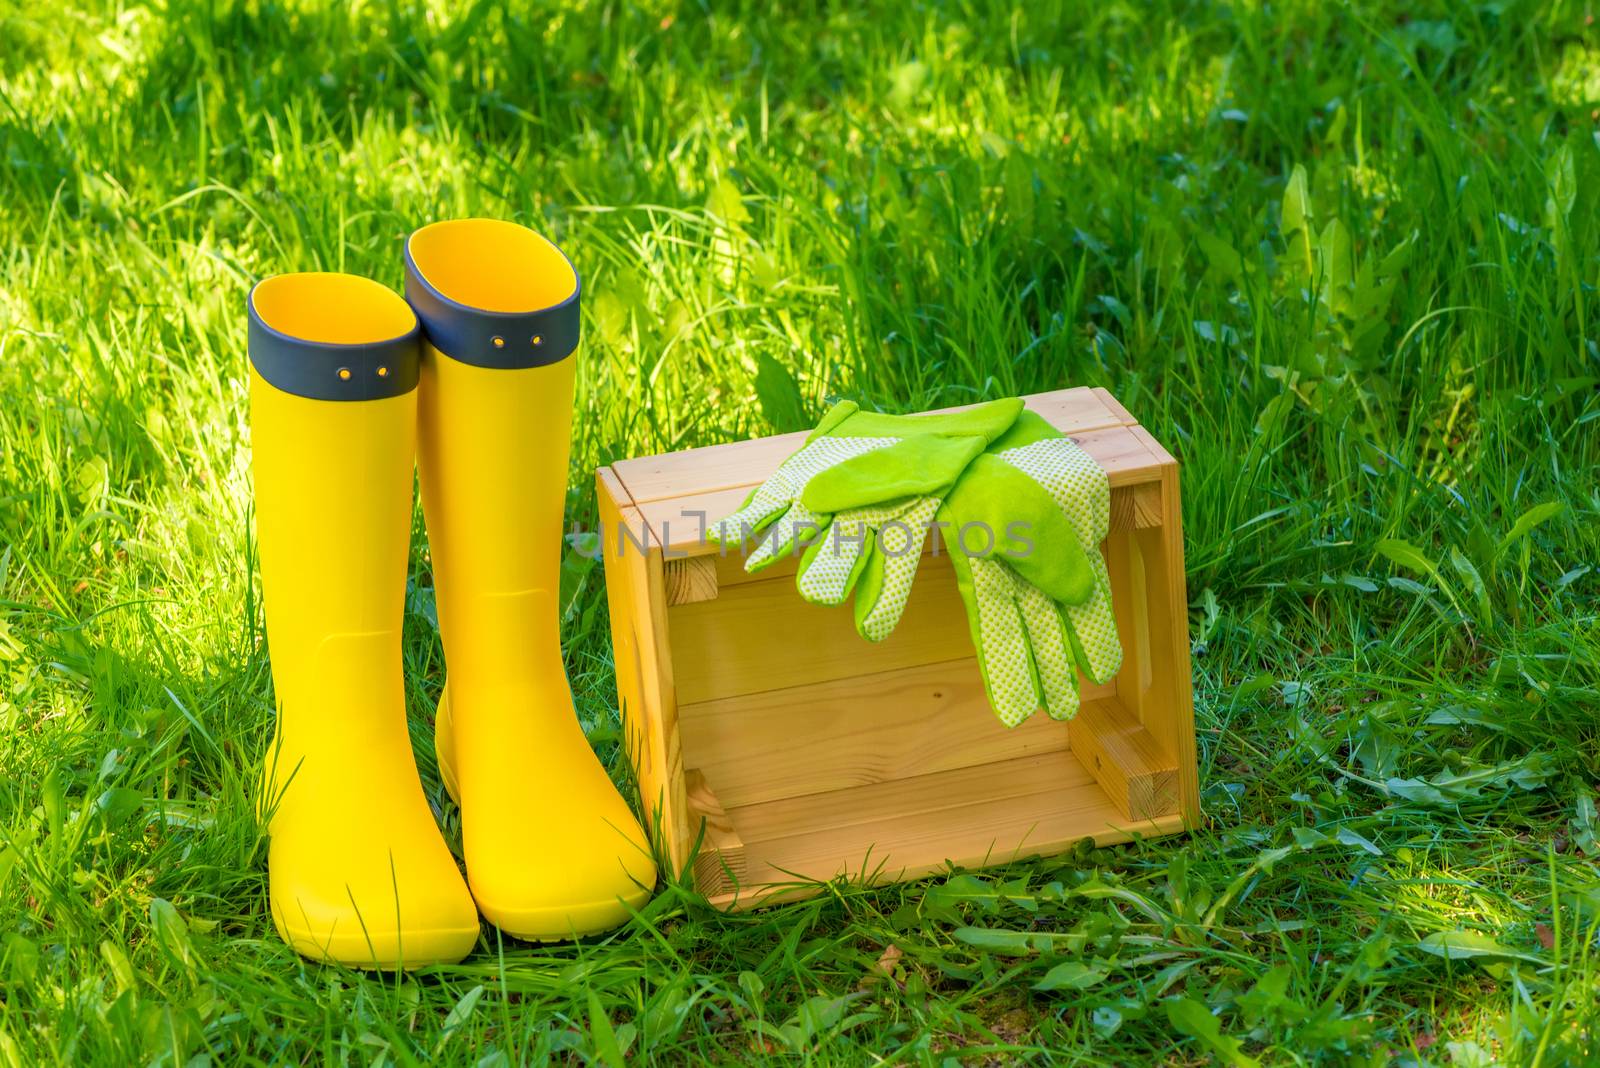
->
[1069,697,1178,821]
[1106,527,1151,720]
[697,749,1185,907]
[665,482,1161,606]
[678,656,1120,810]
[636,423,1164,557]
[669,556,974,706]
[610,386,1127,507]
[651,479,1162,578]
[735,749,1095,847]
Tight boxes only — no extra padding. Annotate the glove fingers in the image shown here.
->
[970,558,1043,728]
[710,435,895,554]
[942,452,1094,606]
[1063,552,1123,684]
[797,515,870,605]
[996,437,1111,544]
[1015,577,1080,721]
[745,500,826,572]
[708,483,792,549]
[802,435,985,514]
[854,497,938,642]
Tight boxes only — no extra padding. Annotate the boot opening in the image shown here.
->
[407,220,577,315]
[253,273,416,345]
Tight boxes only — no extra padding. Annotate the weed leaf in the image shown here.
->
[1417,930,1543,965]
[1165,997,1259,1067]
[1033,961,1109,992]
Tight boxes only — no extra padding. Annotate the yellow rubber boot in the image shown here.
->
[406,220,656,939]
[249,273,480,967]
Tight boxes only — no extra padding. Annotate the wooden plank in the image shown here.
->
[669,555,974,706]
[1070,425,1163,484]
[1069,697,1178,821]
[667,482,1157,606]
[710,808,1189,911]
[703,749,1186,906]
[610,386,1127,507]
[734,749,1096,848]
[597,469,691,867]
[678,656,1120,810]
[684,769,747,898]
[1024,388,1126,434]
[638,423,1163,557]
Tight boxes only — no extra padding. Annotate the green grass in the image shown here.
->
[2,0,1599,1062]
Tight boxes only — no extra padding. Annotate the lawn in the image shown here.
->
[2,0,1599,1063]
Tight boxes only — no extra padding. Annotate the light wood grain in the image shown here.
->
[678,657,1122,810]
[1105,528,1150,720]
[634,422,1164,557]
[611,386,1126,507]
[693,749,1185,909]
[1139,458,1203,826]
[669,559,979,706]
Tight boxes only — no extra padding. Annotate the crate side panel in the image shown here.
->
[679,657,1115,810]
[716,750,1183,894]
[668,560,976,705]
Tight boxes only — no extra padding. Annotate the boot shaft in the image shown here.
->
[407,220,580,677]
[247,273,422,750]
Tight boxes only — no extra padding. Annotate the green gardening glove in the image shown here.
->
[709,398,1028,640]
[797,406,1098,644]
[935,411,1123,727]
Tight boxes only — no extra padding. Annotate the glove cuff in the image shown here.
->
[832,397,1024,443]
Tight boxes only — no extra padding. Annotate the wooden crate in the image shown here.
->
[598,388,1199,909]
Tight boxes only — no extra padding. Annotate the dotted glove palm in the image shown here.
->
[709,398,1027,640]
[936,411,1123,727]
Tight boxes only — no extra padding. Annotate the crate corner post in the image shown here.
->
[596,466,692,877]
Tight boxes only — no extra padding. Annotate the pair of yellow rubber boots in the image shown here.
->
[248,220,655,967]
